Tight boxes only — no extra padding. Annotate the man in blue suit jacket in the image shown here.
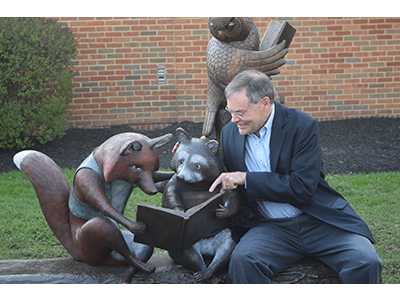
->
[209,69,382,283]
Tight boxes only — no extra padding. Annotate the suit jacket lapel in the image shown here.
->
[233,127,247,172]
[270,102,288,172]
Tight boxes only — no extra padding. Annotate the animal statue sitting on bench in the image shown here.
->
[13,132,173,284]
[162,128,240,283]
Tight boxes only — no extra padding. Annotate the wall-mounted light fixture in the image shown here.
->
[157,66,166,84]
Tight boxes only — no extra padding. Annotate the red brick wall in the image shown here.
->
[267,17,400,121]
[60,17,400,129]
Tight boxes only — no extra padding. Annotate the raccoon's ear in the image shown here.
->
[206,140,219,155]
[120,140,142,155]
[176,127,191,143]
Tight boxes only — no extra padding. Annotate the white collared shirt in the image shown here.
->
[245,103,302,219]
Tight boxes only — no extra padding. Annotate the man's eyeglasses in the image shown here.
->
[225,103,258,117]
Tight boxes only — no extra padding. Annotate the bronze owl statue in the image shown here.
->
[203,17,293,138]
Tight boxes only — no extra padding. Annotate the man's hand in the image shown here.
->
[209,171,246,194]
[171,142,180,154]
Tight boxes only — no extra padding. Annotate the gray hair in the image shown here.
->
[224,69,276,104]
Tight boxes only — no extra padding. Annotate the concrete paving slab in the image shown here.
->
[0,254,340,284]
[0,254,202,284]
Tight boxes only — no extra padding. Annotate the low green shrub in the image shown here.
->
[0,17,77,149]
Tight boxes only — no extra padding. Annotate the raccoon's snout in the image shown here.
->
[176,171,205,185]
[176,174,185,182]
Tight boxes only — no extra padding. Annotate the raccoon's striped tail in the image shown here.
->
[13,150,82,260]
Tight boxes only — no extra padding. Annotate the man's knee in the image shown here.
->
[229,243,277,283]
[229,246,273,283]
[363,250,382,280]
[229,244,253,268]
[357,243,382,271]
[341,245,382,284]
[230,240,269,264]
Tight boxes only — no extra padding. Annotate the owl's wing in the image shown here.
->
[242,40,288,76]
[203,40,289,137]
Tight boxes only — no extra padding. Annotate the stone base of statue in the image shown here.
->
[270,256,341,284]
[0,254,341,284]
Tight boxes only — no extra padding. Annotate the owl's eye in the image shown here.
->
[196,164,201,169]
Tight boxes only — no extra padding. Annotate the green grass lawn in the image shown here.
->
[0,169,399,283]
[325,172,400,284]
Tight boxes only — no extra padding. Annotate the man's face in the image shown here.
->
[226,89,271,137]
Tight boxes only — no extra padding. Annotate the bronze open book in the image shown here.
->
[134,193,230,253]
[260,20,296,51]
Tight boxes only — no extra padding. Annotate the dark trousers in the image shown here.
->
[229,213,382,284]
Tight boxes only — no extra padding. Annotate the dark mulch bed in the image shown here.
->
[1,118,399,175]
